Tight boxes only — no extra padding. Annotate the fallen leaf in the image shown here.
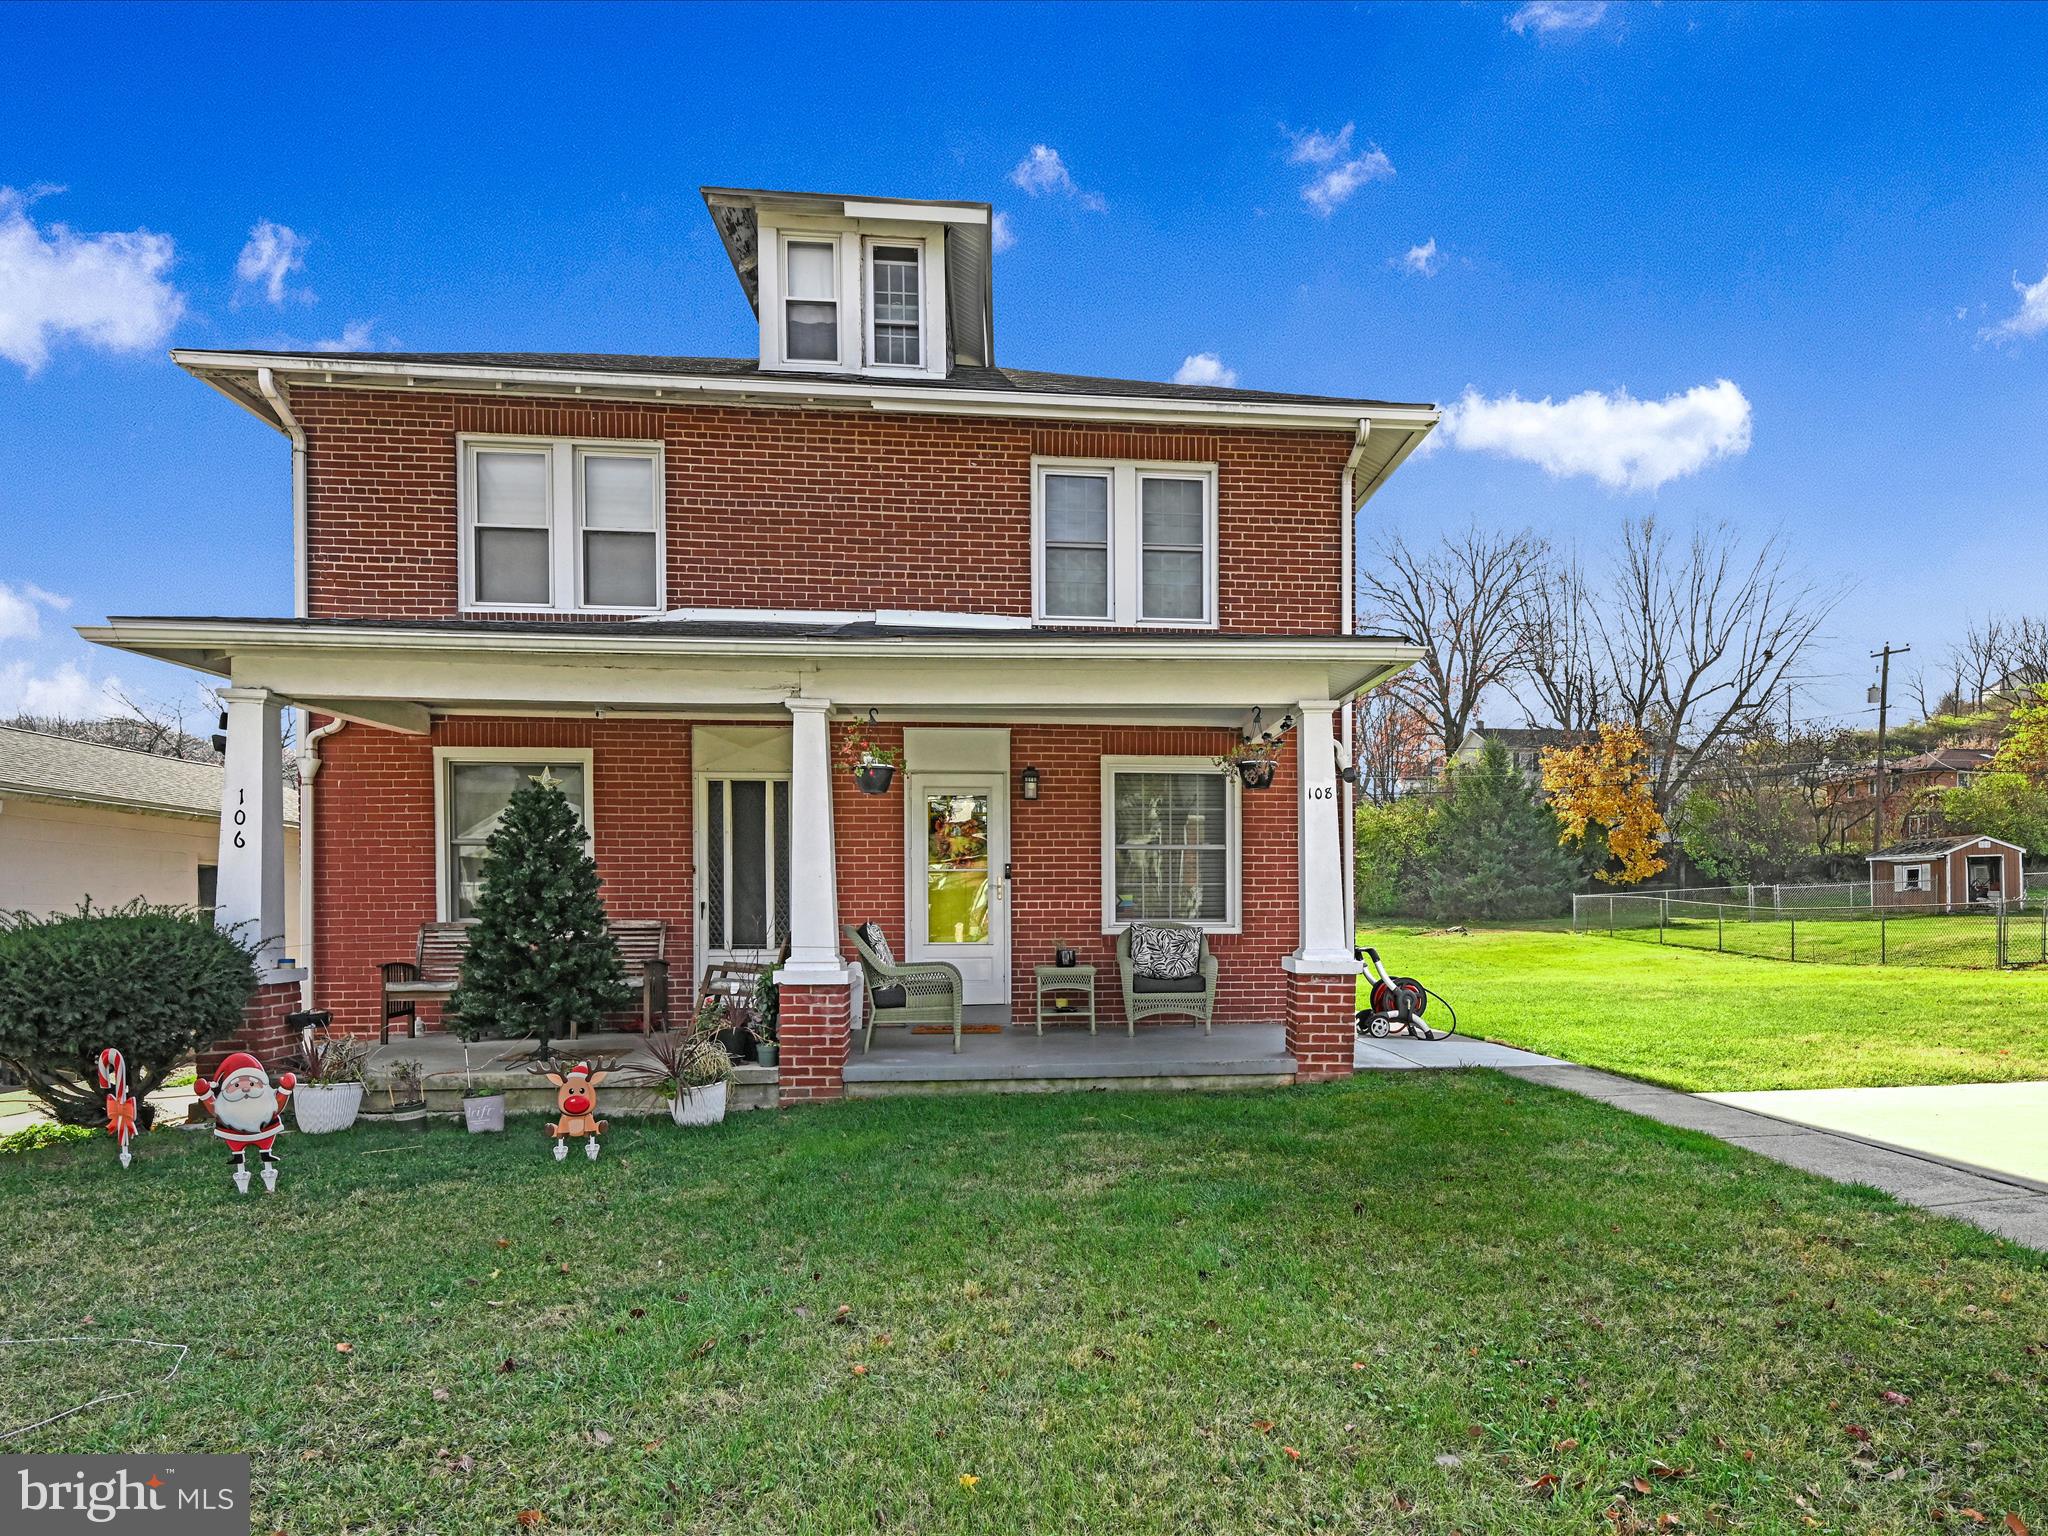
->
[690,1338,717,1360]
[1434,1453,1462,1469]
[431,1388,450,1403]
[496,1358,519,1374]
[299,1449,323,1462]
[1960,1513,1987,1527]
[1843,1424,1872,1443]
[1879,1389,1912,1406]
[495,1238,510,1249]
[1283,1445,1302,1461]
[851,1364,869,1376]
[1633,1477,1654,1496]
[1351,1361,1366,1371]
[1658,1516,1684,1532]
[642,1440,663,1452]
[958,1474,979,1488]
[1555,1438,1580,1451]
[1649,1460,1691,1480]
[516,1512,544,1529]
[628,1308,646,1320]
[587,1429,613,1448]
[1525,1474,1561,1495]
[334,1342,353,1354]
[832,1304,854,1326]
[2004,1515,2028,1536]
[1251,1419,1274,1434]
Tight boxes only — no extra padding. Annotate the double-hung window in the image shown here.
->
[1033,460,1217,627]
[1102,758,1240,931]
[866,240,922,368]
[783,238,839,363]
[462,437,663,613]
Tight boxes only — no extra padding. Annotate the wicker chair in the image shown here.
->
[843,923,965,1054]
[1116,923,1218,1037]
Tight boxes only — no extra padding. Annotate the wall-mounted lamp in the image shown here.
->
[1020,765,1041,801]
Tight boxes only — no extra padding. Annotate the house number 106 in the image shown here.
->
[232,788,247,848]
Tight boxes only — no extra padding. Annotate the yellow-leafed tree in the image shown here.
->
[1540,723,1668,885]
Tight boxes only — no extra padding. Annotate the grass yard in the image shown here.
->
[1652,909,2045,970]
[1363,922,2048,1092]
[4,1075,2044,1534]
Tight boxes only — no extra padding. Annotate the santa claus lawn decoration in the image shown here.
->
[97,1048,139,1168]
[546,1062,608,1161]
[196,1051,297,1194]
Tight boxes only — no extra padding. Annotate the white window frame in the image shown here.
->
[1032,458,1219,629]
[863,235,926,373]
[778,233,843,368]
[459,435,665,615]
[433,747,596,922]
[1099,755,1242,934]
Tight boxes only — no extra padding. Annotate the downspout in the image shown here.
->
[1339,418,1372,946]
[295,717,348,1007]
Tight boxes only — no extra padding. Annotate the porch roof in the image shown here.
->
[80,614,1424,733]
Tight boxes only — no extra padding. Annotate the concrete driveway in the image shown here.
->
[1702,1080,2048,1190]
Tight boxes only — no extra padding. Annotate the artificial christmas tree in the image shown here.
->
[449,775,630,1059]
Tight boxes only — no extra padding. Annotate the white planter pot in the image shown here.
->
[294,1082,363,1135]
[670,1081,728,1127]
[462,1093,506,1134]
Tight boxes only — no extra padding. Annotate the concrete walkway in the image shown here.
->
[1702,1080,2048,1190]
[1502,1063,2048,1252]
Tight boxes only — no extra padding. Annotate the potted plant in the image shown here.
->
[751,967,779,1068]
[1217,737,1284,790]
[838,724,900,795]
[702,992,757,1064]
[458,1039,506,1134]
[293,1029,369,1135]
[627,1025,733,1127]
[364,1058,429,1130]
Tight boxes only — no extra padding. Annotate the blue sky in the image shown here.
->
[3,0,2046,724]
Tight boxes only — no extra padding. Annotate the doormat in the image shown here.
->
[911,1025,1006,1035]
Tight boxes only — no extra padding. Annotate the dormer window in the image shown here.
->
[867,241,922,368]
[782,239,839,363]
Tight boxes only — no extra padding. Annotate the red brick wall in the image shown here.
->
[313,716,692,1038]
[197,978,305,1079]
[292,388,1349,634]
[1283,969,1358,1082]
[311,716,1307,1040]
[776,983,852,1105]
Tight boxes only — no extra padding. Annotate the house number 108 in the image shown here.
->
[1307,785,1335,801]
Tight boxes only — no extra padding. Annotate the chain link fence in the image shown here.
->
[1573,890,2048,970]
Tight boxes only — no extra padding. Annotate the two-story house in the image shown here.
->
[84,186,1437,1103]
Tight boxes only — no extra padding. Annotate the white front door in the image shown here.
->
[906,773,1009,1007]
[696,776,790,973]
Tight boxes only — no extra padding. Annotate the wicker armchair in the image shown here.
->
[1116,923,1218,1036]
[843,923,965,1054]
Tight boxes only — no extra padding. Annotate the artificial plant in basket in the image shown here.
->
[448,776,630,1062]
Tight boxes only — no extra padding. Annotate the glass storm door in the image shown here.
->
[700,778,790,962]
[906,774,1009,1007]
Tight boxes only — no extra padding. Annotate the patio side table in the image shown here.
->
[1033,964,1098,1036]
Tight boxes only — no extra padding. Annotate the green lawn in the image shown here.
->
[1362,922,2048,1091]
[4,1077,2044,1533]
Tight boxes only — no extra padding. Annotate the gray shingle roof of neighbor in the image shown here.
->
[209,350,1434,412]
[105,614,1418,646]
[0,725,298,824]
[1867,835,2018,860]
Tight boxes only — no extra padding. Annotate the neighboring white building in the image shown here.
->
[0,726,301,958]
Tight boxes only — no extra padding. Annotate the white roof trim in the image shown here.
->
[640,607,1032,631]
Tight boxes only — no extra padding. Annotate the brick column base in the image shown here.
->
[1285,967,1358,1083]
[197,977,307,1079]
[777,980,853,1105]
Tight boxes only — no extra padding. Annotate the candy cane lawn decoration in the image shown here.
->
[97,1048,138,1168]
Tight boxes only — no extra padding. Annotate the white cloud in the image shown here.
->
[1284,122,1355,167]
[0,580,70,643]
[0,659,126,719]
[990,211,1015,253]
[1439,379,1753,492]
[1399,238,1442,276]
[234,219,311,306]
[1173,353,1239,388]
[0,187,185,373]
[1981,265,2048,344]
[315,319,379,352]
[1508,1,1610,36]
[1008,145,1106,212]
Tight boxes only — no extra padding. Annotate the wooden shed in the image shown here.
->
[1867,835,2026,911]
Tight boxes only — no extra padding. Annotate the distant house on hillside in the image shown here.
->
[0,726,300,954]
[1819,747,1994,840]
[1452,723,1581,789]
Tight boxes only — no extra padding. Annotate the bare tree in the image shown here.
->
[1357,525,1548,766]
[1351,689,1439,805]
[3,687,221,762]
[1513,556,1607,732]
[1596,517,1836,814]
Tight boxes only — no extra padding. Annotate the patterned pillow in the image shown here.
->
[857,922,896,967]
[1129,923,1200,980]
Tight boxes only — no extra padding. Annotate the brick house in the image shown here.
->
[1819,747,1995,841]
[84,185,1437,1102]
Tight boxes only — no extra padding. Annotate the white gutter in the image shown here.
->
[1339,418,1372,946]
[175,350,1441,439]
[293,715,348,1007]
[254,368,308,619]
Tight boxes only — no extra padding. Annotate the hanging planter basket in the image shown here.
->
[852,761,897,795]
[1235,758,1278,790]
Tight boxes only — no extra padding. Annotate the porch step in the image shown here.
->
[845,1068,1297,1099]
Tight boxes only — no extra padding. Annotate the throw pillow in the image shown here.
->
[857,922,896,967]
[1129,923,1200,980]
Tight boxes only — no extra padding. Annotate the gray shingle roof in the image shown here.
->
[1868,835,2017,860]
[0,726,297,824]
[207,350,1433,412]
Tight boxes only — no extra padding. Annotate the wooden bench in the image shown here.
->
[379,920,671,1043]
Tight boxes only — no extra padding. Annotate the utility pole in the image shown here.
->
[1868,642,1910,852]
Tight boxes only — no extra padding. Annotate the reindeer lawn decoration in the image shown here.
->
[546,1062,608,1161]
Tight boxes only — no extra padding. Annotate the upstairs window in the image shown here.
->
[867,240,922,368]
[462,437,663,613]
[1033,460,1217,627]
[782,239,839,363]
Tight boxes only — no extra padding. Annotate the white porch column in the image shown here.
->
[1288,699,1357,971]
[215,686,295,976]
[778,696,850,981]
